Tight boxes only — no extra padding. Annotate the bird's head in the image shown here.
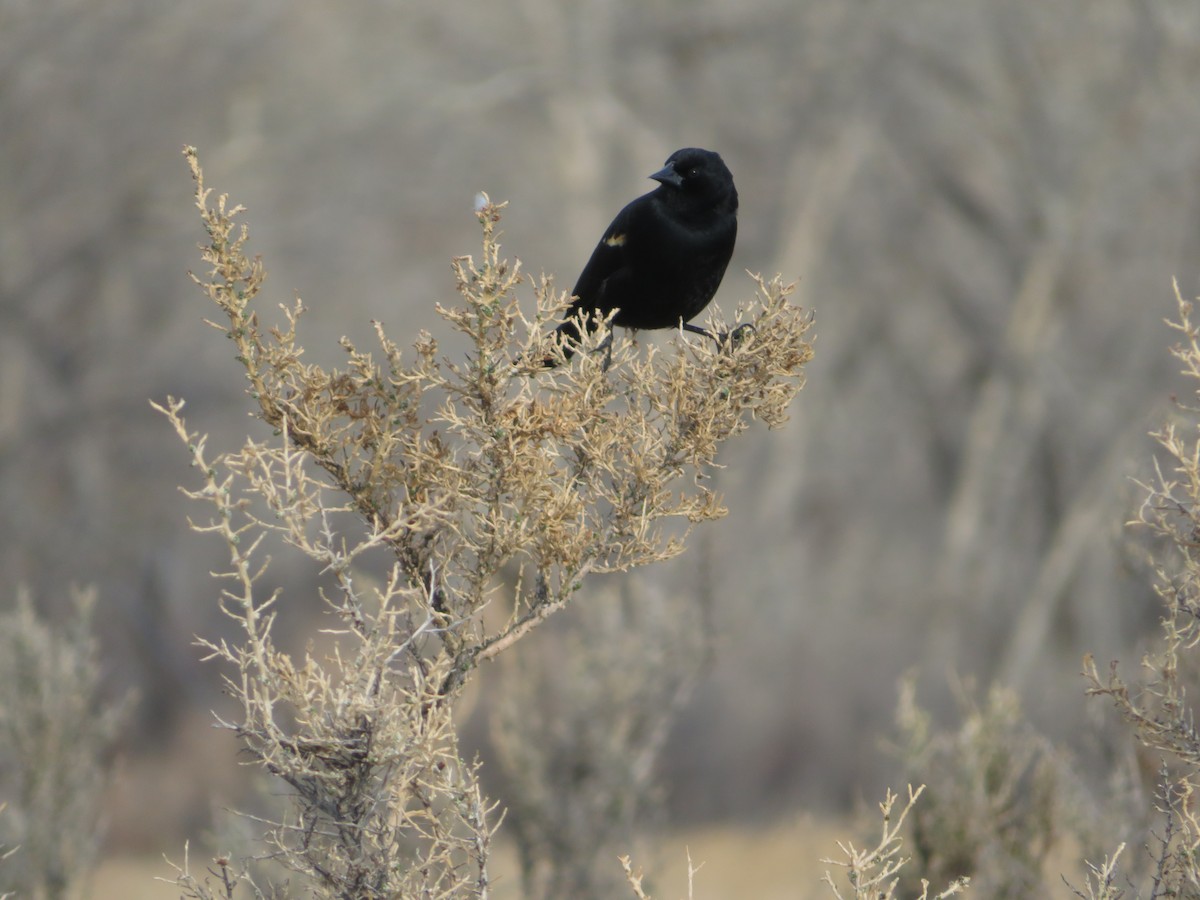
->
[649,148,737,214]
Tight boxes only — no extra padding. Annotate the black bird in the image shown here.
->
[549,148,738,364]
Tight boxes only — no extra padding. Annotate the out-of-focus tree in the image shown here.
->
[4,0,1200,839]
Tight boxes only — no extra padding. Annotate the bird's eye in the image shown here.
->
[687,167,700,178]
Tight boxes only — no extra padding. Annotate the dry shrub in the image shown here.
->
[0,588,133,900]
[490,579,707,898]
[823,284,1200,900]
[160,147,812,898]
[887,678,1068,898]
[822,785,968,900]
[1083,282,1200,898]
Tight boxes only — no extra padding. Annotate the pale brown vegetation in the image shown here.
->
[821,786,967,900]
[6,0,1197,833]
[0,589,133,900]
[158,148,811,897]
[1080,284,1200,898]
[809,285,1200,899]
[815,284,1200,898]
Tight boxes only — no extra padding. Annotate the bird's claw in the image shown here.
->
[729,323,756,343]
[717,323,756,349]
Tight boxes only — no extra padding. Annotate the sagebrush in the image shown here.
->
[161,147,812,898]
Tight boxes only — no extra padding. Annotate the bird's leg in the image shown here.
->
[597,329,615,372]
[682,321,756,349]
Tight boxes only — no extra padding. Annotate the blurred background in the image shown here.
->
[4,0,1200,889]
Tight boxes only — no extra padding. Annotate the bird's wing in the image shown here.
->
[568,199,641,315]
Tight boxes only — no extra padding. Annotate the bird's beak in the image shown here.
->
[649,164,682,188]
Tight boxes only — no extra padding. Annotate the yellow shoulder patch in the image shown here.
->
[605,233,626,247]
